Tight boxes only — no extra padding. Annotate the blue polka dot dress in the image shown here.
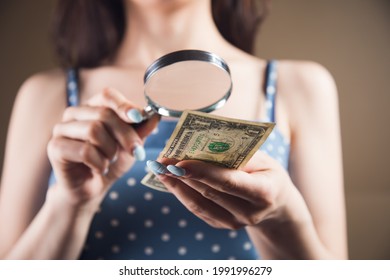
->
[58,61,290,259]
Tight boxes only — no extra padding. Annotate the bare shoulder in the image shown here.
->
[17,68,66,105]
[8,68,68,144]
[278,60,337,100]
[15,68,67,124]
[277,60,339,126]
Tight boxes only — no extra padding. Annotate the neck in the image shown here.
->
[113,0,227,68]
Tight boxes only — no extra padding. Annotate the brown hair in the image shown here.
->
[212,0,269,55]
[51,0,269,69]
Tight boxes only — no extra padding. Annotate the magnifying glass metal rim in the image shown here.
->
[143,49,232,118]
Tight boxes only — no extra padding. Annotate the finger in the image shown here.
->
[173,176,246,211]
[48,137,109,174]
[241,150,275,173]
[62,106,144,158]
[53,121,117,161]
[88,87,161,138]
[158,174,243,230]
[174,177,266,226]
[174,160,271,202]
[134,113,161,139]
[87,87,144,123]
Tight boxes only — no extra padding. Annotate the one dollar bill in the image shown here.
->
[141,110,275,192]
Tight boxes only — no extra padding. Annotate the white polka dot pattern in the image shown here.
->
[161,233,170,242]
[144,219,154,228]
[127,206,136,214]
[144,192,153,201]
[144,247,153,256]
[211,244,221,253]
[68,81,77,91]
[127,178,136,187]
[161,206,170,215]
[195,232,204,241]
[110,219,119,227]
[178,219,187,228]
[128,232,137,241]
[178,246,187,256]
[229,231,237,239]
[109,191,119,200]
[111,245,120,253]
[243,242,252,251]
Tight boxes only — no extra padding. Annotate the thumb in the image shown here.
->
[134,113,161,139]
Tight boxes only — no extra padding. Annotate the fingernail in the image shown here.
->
[126,109,143,123]
[146,160,168,175]
[133,144,146,161]
[167,165,186,177]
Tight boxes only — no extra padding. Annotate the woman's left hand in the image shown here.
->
[153,151,297,230]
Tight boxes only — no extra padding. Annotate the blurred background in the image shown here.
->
[0,0,389,259]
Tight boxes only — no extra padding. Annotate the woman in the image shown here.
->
[0,0,347,259]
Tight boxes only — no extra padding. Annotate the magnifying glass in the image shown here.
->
[141,50,232,120]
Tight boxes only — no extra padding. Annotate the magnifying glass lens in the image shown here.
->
[143,50,232,118]
[145,61,231,111]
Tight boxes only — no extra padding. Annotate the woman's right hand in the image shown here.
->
[47,88,159,208]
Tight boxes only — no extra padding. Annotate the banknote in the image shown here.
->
[141,172,170,192]
[141,110,275,191]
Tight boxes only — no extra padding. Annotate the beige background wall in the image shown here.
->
[0,0,389,259]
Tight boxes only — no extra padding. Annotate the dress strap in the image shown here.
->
[66,69,80,107]
[264,60,278,122]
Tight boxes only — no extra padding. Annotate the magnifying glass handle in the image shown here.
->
[141,105,157,121]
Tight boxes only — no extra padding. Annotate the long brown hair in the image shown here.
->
[51,0,270,69]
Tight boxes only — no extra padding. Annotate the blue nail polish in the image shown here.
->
[167,165,186,177]
[147,160,168,175]
[126,109,143,123]
[133,144,146,161]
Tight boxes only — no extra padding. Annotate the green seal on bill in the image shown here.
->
[208,142,230,153]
